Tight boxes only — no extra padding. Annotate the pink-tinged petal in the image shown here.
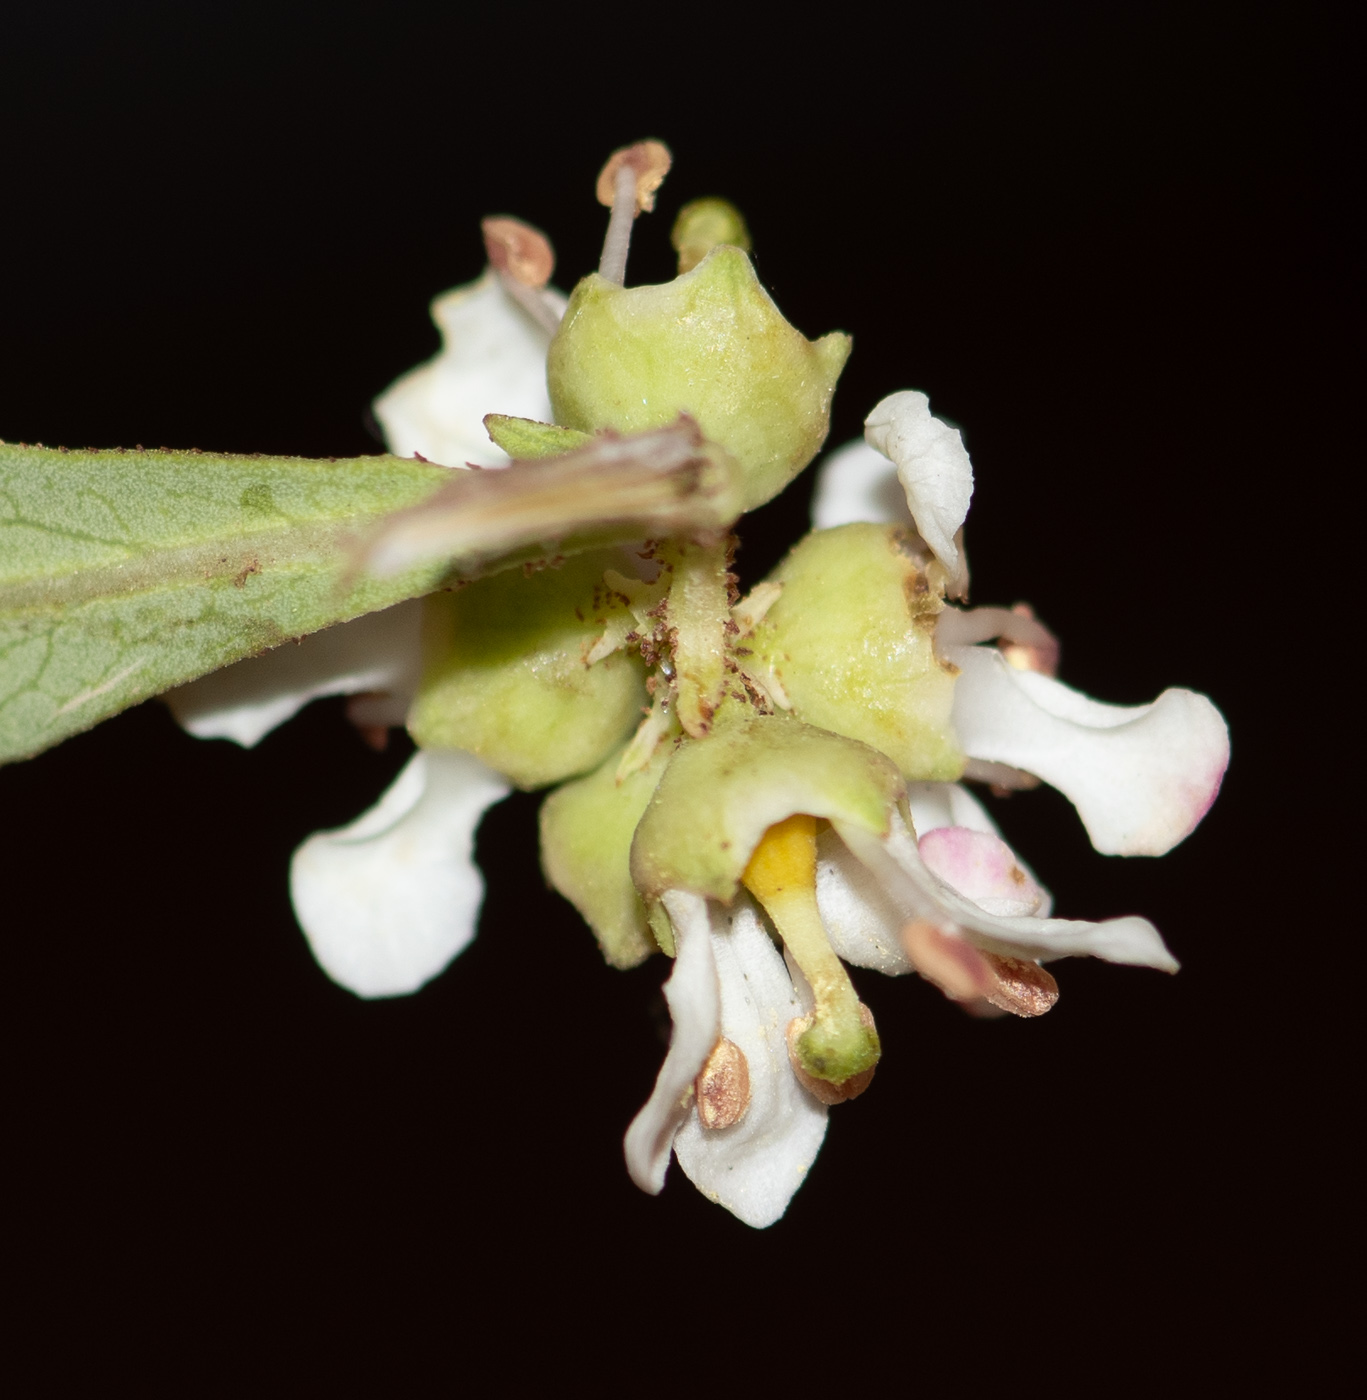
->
[165,601,422,748]
[289,749,510,998]
[946,644,1230,856]
[373,271,565,470]
[864,391,973,586]
[834,813,1179,973]
[918,826,1049,918]
[673,899,827,1229]
[623,891,721,1196]
[810,439,909,529]
[906,784,1054,915]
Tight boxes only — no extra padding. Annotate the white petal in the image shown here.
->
[905,780,1000,837]
[623,891,721,1197]
[810,438,910,529]
[673,899,828,1229]
[947,644,1230,856]
[817,823,913,975]
[373,271,563,470]
[864,391,973,579]
[289,748,510,997]
[164,601,423,747]
[835,814,1179,973]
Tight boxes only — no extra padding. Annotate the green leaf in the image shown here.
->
[1,426,750,765]
[0,442,459,764]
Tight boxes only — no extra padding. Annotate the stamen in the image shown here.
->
[935,601,1059,676]
[900,920,1059,1018]
[742,815,881,1086]
[659,536,730,738]
[695,1037,751,1129]
[481,216,563,335]
[596,139,672,286]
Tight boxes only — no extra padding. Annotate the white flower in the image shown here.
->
[812,418,1231,858]
[373,271,566,469]
[165,272,558,992]
[625,891,827,1229]
[626,768,1181,1227]
[166,602,511,997]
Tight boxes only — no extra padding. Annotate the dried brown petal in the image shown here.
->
[695,1037,751,1130]
[596,140,673,212]
[481,217,555,289]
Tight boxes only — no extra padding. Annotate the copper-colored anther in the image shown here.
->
[784,1006,878,1106]
[982,953,1060,1017]
[695,1037,751,1130]
[481,217,555,289]
[900,919,997,1002]
[596,140,673,212]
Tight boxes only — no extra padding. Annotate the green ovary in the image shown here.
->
[546,246,850,514]
[751,523,965,782]
[408,551,646,790]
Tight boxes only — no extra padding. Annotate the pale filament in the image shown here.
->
[599,162,640,286]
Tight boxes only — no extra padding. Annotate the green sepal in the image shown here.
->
[483,415,593,460]
[630,705,903,903]
[539,738,673,968]
[0,441,459,765]
[408,550,647,789]
[750,523,965,781]
[546,247,851,514]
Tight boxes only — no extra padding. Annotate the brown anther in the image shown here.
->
[596,140,672,212]
[902,920,1060,1018]
[695,1037,751,1130]
[784,1006,878,1106]
[981,954,1059,1017]
[481,217,555,289]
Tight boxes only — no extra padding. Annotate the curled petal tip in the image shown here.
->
[864,390,974,579]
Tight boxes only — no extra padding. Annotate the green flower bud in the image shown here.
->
[539,740,672,969]
[630,705,903,903]
[671,197,751,274]
[546,247,851,514]
[408,550,646,789]
[750,523,965,782]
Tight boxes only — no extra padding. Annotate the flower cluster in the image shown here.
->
[162,143,1228,1227]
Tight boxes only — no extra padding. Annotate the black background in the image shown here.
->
[3,2,1341,1389]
